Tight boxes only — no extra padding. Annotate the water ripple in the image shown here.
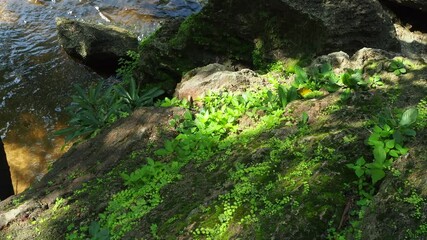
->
[0,0,204,193]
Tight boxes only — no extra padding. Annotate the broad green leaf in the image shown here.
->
[383,124,391,132]
[154,149,169,156]
[395,144,409,155]
[399,108,418,126]
[394,69,401,76]
[373,145,386,163]
[356,157,366,166]
[368,140,384,149]
[184,110,193,120]
[355,168,364,178]
[287,86,299,103]
[147,158,155,165]
[393,131,404,145]
[278,85,288,107]
[346,163,356,169]
[373,125,383,133]
[367,133,381,145]
[367,162,382,169]
[294,66,308,86]
[164,140,174,152]
[324,83,340,93]
[390,61,398,69]
[402,128,416,137]
[389,149,399,158]
[385,139,395,149]
[369,168,386,184]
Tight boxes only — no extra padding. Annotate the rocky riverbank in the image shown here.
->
[1,0,427,239]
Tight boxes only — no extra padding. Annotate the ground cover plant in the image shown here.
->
[55,50,164,144]
[57,57,427,239]
[4,47,426,240]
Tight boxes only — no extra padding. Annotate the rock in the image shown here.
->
[174,63,263,101]
[0,139,14,201]
[309,48,398,75]
[395,24,427,62]
[280,0,400,54]
[134,0,400,88]
[349,48,396,68]
[0,200,39,229]
[56,17,138,72]
[382,0,427,13]
[309,51,351,75]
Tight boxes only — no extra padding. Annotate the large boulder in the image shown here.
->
[135,0,400,89]
[56,18,138,72]
[383,0,427,13]
[280,0,400,54]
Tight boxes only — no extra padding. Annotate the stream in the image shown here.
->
[0,0,203,194]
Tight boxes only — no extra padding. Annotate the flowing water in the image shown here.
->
[0,0,203,193]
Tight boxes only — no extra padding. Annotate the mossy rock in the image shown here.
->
[134,0,399,93]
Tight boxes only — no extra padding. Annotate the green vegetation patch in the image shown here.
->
[20,53,426,240]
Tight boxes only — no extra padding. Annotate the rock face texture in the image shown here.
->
[281,0,400,54]
[56,18,138,72]
[135,0,400,88]
[174,63,262,101]
[383,0,427,12]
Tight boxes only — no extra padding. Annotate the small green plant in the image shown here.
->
[277,84,299,108]
[98,159,181,239]
[309,63,340,92]
[116,50,140,80]
[416,97,427,129]
[156,97,190,108]
[66,221,110,240]
[386,58,407,76]
[150,223,160,240]
[340,68,367,91]
[291,63,377,100]
[348,107,417,185]
[297,112,309,128]
[368,74,383,88]
[293,64,339,93]
[344,107,419,238]
[404,191,424,219]
[114,78,164,111]
[88,221,110,240]
[54,82,120,143]
[55,79,164,144]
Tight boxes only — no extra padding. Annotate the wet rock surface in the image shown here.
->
[56,17,138,73]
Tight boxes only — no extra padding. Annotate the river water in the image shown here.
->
[0,0,203,193]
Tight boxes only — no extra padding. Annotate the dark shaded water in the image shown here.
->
[0,0,203,193]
